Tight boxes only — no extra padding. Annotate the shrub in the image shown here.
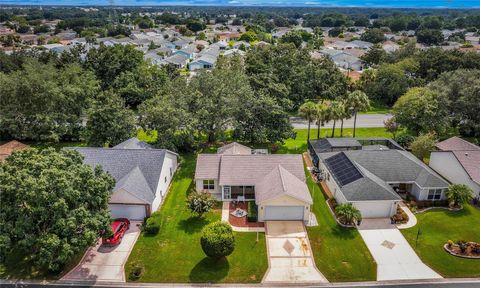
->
[247,201,258,222]
[143,215,160,235]
[200,221,235,259]
[129,262,144,281]
[446,184,473,207]
[335,203,362,225]
[187,190,216,217]
[396,133,415,149]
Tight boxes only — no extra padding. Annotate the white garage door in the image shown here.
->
[264,206,304,221]
[354,202,394,218]
[109,204,146,220]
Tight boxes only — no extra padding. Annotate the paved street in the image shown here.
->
[291,113,392,129]
[61,222,141,282]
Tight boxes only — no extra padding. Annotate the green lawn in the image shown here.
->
[125,154,268,283]
[305,167,376,282]
[401,205,480,278]
[360,101,392,115]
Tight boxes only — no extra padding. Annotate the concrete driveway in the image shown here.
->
[262,221,328,284]
[62,221,141,282]
[358,219,442,281]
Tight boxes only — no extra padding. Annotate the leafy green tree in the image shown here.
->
[0,148,114,271]
[280,30,303,48]
[429,69,480,137]
[393,87,449,135]
[335,203,362,225]
[186,191,216,217]
[200,222,235,259]
[84,90,137,147]
[239,31,257,42]
[112,63,169,108]
[0,61,98,141]
[363,63,410,105]
[84,44,144,89]
[360,43,387,66]
[446,184,473,207]
[343,90,370,137]
[314,101,329,139]
[186,19,206,33]
[299,101,317,143]
[360,28,385,44]
[416,29,444,46]
[384,117,399,139]
[409,133,437,161]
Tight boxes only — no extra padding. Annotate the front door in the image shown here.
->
[223,186,231,200]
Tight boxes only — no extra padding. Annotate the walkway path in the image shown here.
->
[396,203,417,229]
[262,221,328,284]
[291,113,391,129]
[358,219,441,281]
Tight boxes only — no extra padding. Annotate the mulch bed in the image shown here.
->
[444,242,480,259]
[228,202,264,228]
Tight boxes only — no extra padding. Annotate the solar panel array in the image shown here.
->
[324,152,363,186]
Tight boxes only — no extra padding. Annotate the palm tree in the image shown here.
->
[314,101,329,139]
[446,184,473,207]
[329,100,343,138]
[337,101,350,137]
[335,203,362,225]
[298,101,317,144]
[344,90,370,137]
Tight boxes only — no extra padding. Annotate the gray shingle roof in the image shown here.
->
[114,137,153,149]
[320,149,449,188]
[69,147,167,205]
[255,165,313,204]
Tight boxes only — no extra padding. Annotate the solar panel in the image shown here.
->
[324,152,363,186]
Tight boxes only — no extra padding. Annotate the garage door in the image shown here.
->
[264,206,304,221]
[109,204,146,220]
[354,202,394,218]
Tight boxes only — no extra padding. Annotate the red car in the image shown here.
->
[102,218,130,246]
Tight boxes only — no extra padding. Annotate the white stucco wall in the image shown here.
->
[151,152,178,212]
[257,194,310,222]
[352,201,398,218]
[195,179,221,199]
[430,151,480,197]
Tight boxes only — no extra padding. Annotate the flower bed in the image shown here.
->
[391,206,409,224]
[444,240,480,259]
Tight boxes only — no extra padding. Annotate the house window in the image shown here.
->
[427,189,442,200]
[203,180,215,190]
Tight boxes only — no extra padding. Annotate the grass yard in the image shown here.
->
[125,154,268,283]
[360,101,392,115]
[305,167,376,282]
[279,127,392,154]
[401,205,480,278]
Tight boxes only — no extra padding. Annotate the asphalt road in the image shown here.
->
[2,279,480,288]
[290,114,392,129]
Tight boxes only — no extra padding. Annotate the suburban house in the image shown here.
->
[69,137,178,220]
[0,140,29,161]
[189,54,217,70]
[309,138,449,218]
[195,142,313,222]
[430,136,480,198]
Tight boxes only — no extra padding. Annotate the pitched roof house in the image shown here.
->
[309,138,449,218]
[430,137,480,198]
[195,142,313,222]
[68,138,178,220]
[0,140,29,161]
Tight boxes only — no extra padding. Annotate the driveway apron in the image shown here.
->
[358,219,442,281]
[61,221,141,282]
[262,221,328,284]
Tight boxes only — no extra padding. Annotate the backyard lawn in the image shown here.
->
[304,166,377,282]
[125,154,268,283]
[401,205,480,278]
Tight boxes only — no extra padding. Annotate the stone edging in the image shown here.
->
[325,200,356,228]
[415,205,463,214]
[443,244,480,259]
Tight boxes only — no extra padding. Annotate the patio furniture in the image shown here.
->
[231,208,247,218]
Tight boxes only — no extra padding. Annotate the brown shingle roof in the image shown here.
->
[0,140,29,161]
[436,136,480,152]
[217,142,252,155]
[218,154,305,186]
[452,150,480,185]
[255,165,312,204]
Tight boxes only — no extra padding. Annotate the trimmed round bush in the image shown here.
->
[144,217,160,235]
[200,221,235,259]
